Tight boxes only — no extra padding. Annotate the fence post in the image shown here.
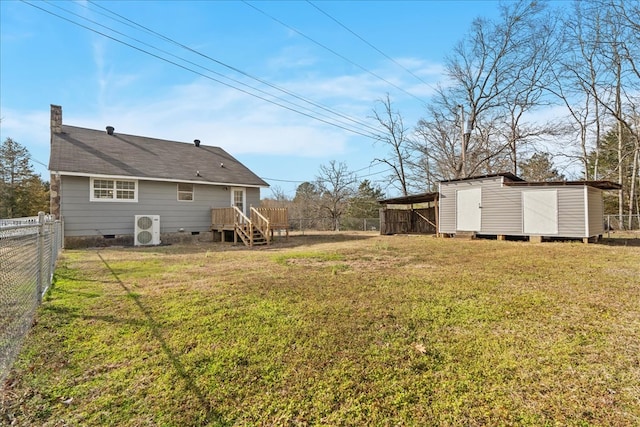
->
[37,211,45,304]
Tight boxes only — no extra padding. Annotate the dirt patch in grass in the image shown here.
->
[2,232,640,426]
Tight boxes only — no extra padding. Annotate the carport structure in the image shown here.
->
[378,192,439,235]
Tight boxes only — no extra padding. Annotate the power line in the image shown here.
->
[306,0,435,93]
[21,1,407,187]
[83,1,383,137]
[22,1,379,139]
[262,164,394,183]
[242,1,429,105]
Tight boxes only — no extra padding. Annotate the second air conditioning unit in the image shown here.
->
[134,215,160,246]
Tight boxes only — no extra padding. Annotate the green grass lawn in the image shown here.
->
[2,233,640,426]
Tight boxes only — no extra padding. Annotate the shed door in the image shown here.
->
[456,188,482,231]
[523,190,558,235]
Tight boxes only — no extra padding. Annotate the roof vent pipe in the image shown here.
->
[194,139,200,147]
[106,126,115,135]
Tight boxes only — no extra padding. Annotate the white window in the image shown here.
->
[90,178,138,202]
[177,183,194,201]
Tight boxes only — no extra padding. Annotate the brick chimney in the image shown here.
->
[50,104,62,134]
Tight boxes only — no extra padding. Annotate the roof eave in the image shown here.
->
[51,170,269,188]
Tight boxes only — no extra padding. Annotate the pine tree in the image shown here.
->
[519,152,565,182]
[0,137,49,218]
[347,180,385,219]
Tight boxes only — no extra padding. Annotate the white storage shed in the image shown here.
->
[438,173,621,242]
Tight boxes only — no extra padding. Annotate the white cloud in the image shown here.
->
[0,108,50,149]
[59,77,352,157]
[0,108,51,177]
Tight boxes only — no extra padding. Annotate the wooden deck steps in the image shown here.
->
[211,206,289,247]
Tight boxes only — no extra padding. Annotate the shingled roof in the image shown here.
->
[49,125,268,188]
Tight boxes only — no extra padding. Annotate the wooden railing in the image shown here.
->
[211,206,289,246]
[255,208,288,228]
[233,206,254,246]
[210,207,236,231]
[250,207,270,245]
[255,207,289,238]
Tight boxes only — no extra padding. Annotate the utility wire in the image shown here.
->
[54,0,381,137]
[22,1,380,139]
[84,0,382,136]
[44,0,379,138]
[242,0,428,105]
[306,0,435,92]
[23,1,403,188]
[262,165,394,184]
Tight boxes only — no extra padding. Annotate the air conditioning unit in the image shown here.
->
[134,215,160,246]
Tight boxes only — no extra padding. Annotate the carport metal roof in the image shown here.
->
[378,192,439,205]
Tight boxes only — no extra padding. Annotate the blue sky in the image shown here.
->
[1,0,506,198]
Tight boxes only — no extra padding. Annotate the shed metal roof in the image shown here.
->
[439,172,524,183]
[439,172,621,191]
[379,192,439,205]
[49,125,269,187]
[504,180,622,190]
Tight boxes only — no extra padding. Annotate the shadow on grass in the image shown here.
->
[96,252,227,425]
[600,236,640,247]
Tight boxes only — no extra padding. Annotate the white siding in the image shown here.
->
[439,176,522,235]
[587,186,604,237]
[478,180,522,235]
[438,182,456,234]
[61,176,261,237]
[556,187,586,238]
[439,175,604,239]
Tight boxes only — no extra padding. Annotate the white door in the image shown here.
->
[230,187,246,215]
[456,188,482,231]
[523,190,558,235]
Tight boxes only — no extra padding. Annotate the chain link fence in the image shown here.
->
[288,217,380,232]
[605,214,640,231]
[0,213,63,384]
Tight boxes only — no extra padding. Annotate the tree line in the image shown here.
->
[370,0,638,226]
[263,161,384,232]
[0,137,49,219]
[4,1,638,226]
[267,0,638,230]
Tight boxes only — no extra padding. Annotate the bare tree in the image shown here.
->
[315,161,357,231]
[415,1,555,179]
[371,94,412,196]
[560,0,640,224]
[261,185,291,209]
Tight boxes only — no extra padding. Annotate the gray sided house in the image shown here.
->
[48,105,268,248]
[438,173,621,242]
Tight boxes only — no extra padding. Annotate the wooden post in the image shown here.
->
[37,212,45,303]
[435,198,440,237]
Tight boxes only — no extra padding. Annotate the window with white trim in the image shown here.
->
[90,178,138,202]
[177,183,194,201]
